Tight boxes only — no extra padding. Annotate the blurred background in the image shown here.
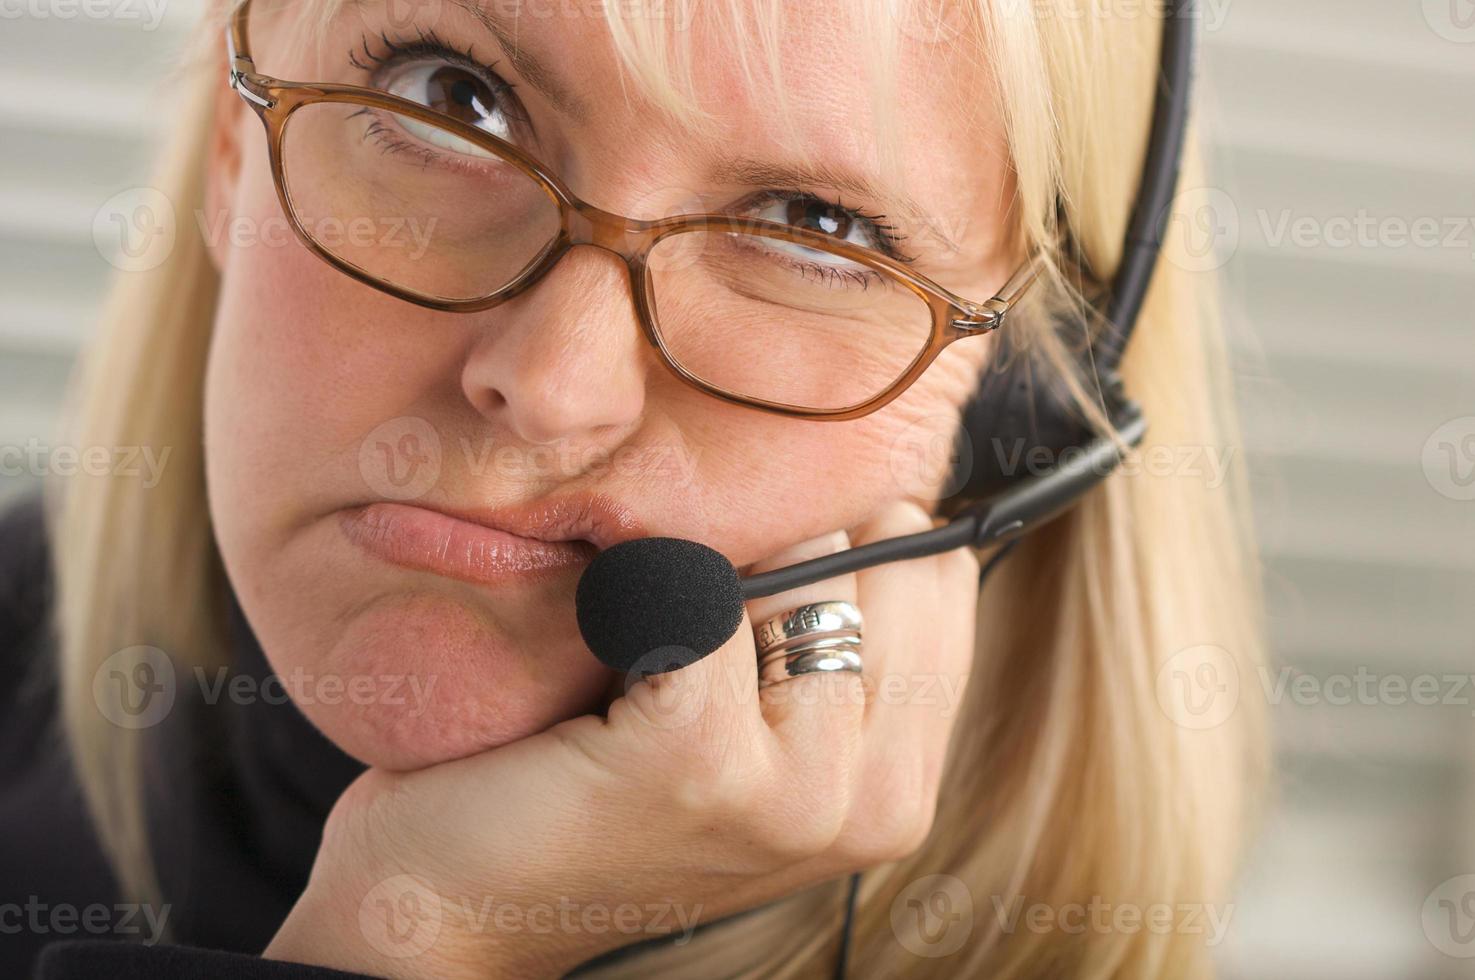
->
[1,0,1472,976]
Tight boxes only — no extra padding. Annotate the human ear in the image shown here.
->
[202,55,250,275]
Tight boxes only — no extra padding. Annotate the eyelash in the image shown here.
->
[745,189,914,265]
[348,28,531,129]
[345,33,916,274]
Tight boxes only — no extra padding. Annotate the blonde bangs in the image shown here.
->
[54,3,1264,978]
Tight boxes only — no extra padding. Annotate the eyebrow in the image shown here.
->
[433,1,957,254]
[445,0,592,124]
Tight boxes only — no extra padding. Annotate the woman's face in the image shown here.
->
[203,0,1015,770]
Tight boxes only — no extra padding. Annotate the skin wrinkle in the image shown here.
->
[206,0,1015,771]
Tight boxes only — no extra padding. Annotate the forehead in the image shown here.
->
[546,4,1004,180]
[258,0,1014,277]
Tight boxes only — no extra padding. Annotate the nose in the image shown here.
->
[460,245,651,446]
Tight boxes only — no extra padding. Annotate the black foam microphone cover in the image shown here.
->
[575,537,745,675]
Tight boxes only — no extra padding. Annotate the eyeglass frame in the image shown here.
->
[224,0,1045,421]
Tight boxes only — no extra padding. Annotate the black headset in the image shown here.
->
[828,7,1198,978]
[739,0,1196,601]
[571,7,1199,974]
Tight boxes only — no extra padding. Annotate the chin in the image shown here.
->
[276,590,614,771]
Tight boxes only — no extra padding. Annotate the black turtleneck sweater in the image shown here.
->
[0,494,746,978]
[0,493,383,976]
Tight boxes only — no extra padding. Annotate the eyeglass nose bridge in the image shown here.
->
[563,199,659,267]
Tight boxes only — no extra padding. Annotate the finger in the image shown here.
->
[632,528,857,730]
[743,530,867,736]
[634,599,762,737]
[854,506,980,810]
[842,501,937,694]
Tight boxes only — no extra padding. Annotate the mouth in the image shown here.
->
[338,492,647,588]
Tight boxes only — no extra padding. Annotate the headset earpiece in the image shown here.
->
[935,0,1198,529]
[946,312,1101,505]
[941,297,1141,526]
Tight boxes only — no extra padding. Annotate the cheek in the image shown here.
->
[703,342,987,564]
[199,125,993,766]
[205,153,465,544]
[204,154,587,766]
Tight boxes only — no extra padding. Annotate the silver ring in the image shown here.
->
[755,600,864,657]
[757,634,864,671]
[759,639,864,688]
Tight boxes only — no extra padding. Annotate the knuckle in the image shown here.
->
[738,756,854,863]
[853,499,934,548]
[842,774,937,864]
[760,792,850,862]
[941,540,983,581]
[879,499,935,537]
[668,731,771,820]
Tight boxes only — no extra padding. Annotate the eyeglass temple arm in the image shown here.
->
[225,2,273,109]
[958,2,1193,350]
[952,250,1046,332]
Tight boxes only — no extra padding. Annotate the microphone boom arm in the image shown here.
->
[740,409,1146,600]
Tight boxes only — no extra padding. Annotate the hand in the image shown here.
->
[264,500,981,979]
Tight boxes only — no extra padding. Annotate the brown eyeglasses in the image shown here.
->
[226,0,1043,419]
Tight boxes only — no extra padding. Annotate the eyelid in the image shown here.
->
[349,30,534,132]
[738,189,915,263]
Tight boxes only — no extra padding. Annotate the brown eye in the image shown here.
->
[784,198,855,240]
[384,62,514,144]
[423,67,495,126]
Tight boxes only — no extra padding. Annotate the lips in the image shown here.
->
[339,492,646,587]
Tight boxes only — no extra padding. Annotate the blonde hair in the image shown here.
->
[52,1,1266,976]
